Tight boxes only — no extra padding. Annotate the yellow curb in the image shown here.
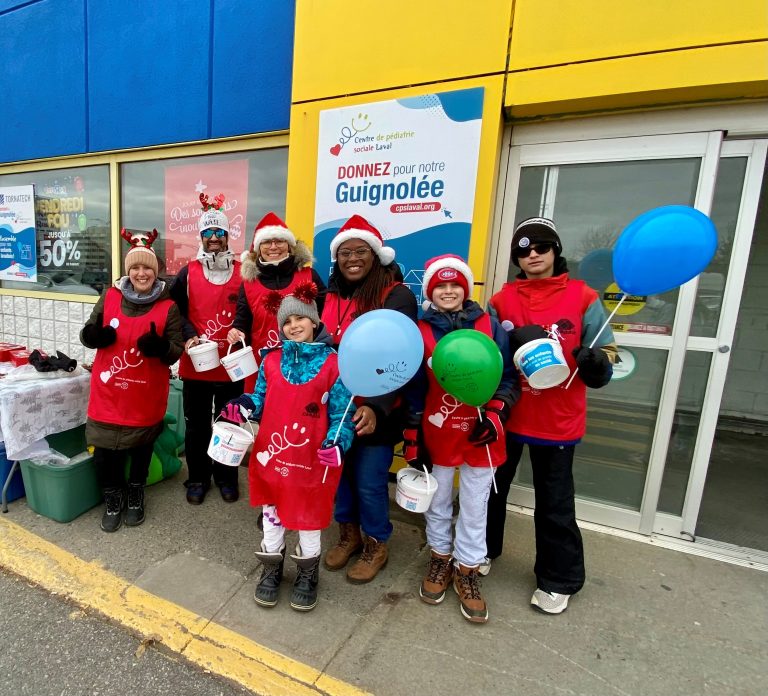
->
[0,518,371,696]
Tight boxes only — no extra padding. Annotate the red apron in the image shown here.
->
[242,266,313,391]
[88,287,172,427]
[178,260,241,382]
[419,315,505,467]
[247,349,342,530]
[321,281,402,342]
[490,276,593,441]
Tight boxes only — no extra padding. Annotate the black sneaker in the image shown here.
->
[186,482,209,505]
[220,485,239,503]
[100,489,124,533]
[124,484,145,527]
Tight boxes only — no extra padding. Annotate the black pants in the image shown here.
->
[486,433,585,595]
[94,443,154,490]
[182,378,244,488]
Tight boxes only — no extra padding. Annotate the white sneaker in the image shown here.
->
[477,557,492,576]
[531,588,570,614]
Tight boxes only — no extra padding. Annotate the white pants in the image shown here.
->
[424,463,494,567]
[261,504,321,557]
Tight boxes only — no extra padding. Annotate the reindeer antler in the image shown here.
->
[199,193,210,210]
[145,229,158,247]
[120,227,133,243]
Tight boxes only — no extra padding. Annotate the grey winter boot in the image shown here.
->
[124,483,145,527]
[253,545,285,607]
[289,546,320,612]
[100,488,124,533]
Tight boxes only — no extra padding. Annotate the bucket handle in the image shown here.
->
[421,465,434,495]
[225,336,249,356]
[213,414,255,441]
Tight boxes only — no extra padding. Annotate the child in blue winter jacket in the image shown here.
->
[223,282,354,612]
[404,255,519,624]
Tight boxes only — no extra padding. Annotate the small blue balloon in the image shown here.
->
[613,205,717,296]
[338,309,423,397]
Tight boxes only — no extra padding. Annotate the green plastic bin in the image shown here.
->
[19,425,101,523]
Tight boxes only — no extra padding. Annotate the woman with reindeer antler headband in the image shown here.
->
[80,228,184,534]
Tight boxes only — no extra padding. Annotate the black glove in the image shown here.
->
[29,349,56,372]
[81,314,117,349]
[51,350,77,372]
[509,324,548,352]
[402,428,432,473]
[468,399,508,447]
[220,394,257,423]
[137,322,170,358]
[573,346,613,388]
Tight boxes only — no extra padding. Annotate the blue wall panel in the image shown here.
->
[0,1,294,164]
[211,0,294,136]
[1,0,87,162]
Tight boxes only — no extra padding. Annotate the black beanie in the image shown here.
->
[510,217,562,267]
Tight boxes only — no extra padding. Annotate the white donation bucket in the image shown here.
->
[513,338,570,389]
[220,341,258,382]
[188,340,220,372]
[395,467,438,513]
[207,420,255,467]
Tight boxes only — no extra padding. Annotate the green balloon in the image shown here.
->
[77,213,87,231]
[431,329,503,407]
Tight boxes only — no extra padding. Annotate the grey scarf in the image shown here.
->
[117,277,166,304]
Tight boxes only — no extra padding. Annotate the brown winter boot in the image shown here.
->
[419,550,454,605]
[453,563,488,623]
[346,536,388,584]
[324,522,363,571]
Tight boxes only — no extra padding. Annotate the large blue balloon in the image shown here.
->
[613,205,717,296]
[578,248,614,292]
[338,309,423,397]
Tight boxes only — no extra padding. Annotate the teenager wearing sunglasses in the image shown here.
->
[484,217,617,615]
[170,193,244,505]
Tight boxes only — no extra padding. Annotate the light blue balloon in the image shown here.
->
[613,205,717,296]
[338,309,423,397]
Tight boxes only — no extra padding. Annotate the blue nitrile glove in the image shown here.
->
[573,346,613,388]
[137,322,170,358]
[317,440,343,468]
[468,399,508,447]
[220,394,256,423]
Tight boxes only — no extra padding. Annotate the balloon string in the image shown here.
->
[564,292,625,390]
[323,394,355,484]
[478,407,498,494]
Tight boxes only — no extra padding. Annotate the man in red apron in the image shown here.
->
[171,193,243,505]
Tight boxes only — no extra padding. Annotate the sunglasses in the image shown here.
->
[516,242,554,258]
[201,228,227,239]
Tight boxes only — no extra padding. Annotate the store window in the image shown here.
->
[0,166,111,296]
[120,148,288,279]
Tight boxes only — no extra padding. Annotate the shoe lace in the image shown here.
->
[105,494,122,515]
[127,486,143,509]
[456,569,482,600]
[360,538,379,563]
[426,556,452,584]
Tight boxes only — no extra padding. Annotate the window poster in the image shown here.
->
[314,88,484,303]
[163,160,249,275]
[0,185,37,282]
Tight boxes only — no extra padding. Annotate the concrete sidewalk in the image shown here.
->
[1,465,766,696]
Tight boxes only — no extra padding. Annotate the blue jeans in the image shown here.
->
[334,441,394,542]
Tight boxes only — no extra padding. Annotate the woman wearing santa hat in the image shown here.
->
[321,214,418,584]
[228,212,327,393]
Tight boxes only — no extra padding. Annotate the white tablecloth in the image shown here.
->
[0,372,90,459]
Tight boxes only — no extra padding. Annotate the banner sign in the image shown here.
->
[314,87,484,303]
[0,185,37,282]
[163,160,249,276]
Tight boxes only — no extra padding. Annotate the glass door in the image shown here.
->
[494,132,723,532]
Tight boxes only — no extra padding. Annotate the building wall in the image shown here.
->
[1,0,295,164]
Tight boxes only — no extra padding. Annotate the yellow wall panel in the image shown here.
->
[292,0,512,103]
[286,76,506,295]
[505,42,768,118]
[510,0,768,69]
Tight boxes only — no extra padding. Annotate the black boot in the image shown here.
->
[100,488,124,533]
[253,545,285,608]
[290,547,320,612]
[124,483,145,527]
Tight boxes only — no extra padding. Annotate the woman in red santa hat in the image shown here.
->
[321,214,418,584]
[228,212,327,393]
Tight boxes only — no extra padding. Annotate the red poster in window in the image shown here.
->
[163,160,249,275]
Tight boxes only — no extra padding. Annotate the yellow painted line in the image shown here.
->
[0,518,371,696]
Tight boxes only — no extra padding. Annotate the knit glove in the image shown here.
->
[402,428,432,473]
[220,394,257,423]
[572,346,613,388]
[468,399,508,447]
[81,314,117,349]
[509,324,548,352]
[137,322,170,358]
[317,441,343,468]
